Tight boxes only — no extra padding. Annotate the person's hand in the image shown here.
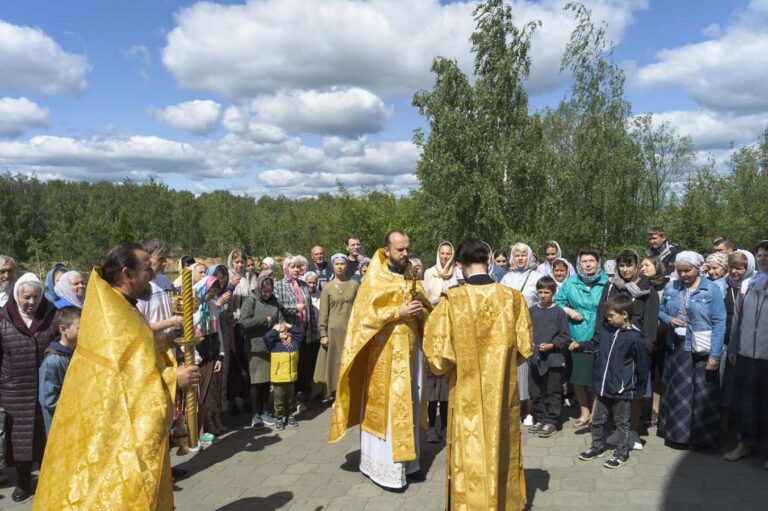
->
[568,341,580,352]
[265,315,272,327]
[706,358,720,371]
[296,303,305,312]
[669,317,686,328]
[539,343,554,352]
[399,300,423,320]
[565,308,583,322]
[213,359,223,373]
[177,365,201,390]
[320,336,329,347]
[281,336,292,348]
[216,291,233,306]
[728,353,737,366]
[168,315,184,330]
[231,274,242,286]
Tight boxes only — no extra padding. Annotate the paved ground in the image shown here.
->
[2,401,767,510]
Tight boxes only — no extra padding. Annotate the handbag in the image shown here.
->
[691,330,712,355]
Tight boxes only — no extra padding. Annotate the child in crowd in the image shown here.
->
[571,295,650,468]
[527,277,570,438]
[263,322,304,431]
[38,306,81,436]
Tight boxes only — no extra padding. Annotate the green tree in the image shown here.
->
[110,208,136,245]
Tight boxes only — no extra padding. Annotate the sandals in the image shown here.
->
[572,416,591,428]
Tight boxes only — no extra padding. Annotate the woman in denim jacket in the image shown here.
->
[657,251,726,448]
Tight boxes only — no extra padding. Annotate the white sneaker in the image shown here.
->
[633,441,644,451]
[523,415,534,427]
[427,427,439,443]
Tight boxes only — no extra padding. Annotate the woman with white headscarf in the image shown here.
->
[658,251,726,449]
[313,253,359,402]
[0,273,58,501]
[423,242,459,305]
[228,249,258,413]
[53,271,86,309]
[501,242,544,426]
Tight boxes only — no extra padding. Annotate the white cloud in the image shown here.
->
[221,106,289,143]
[252,88,392,136]
[646,110,766,151]
[152,100,222,134]
[0,134,242,180]
[0,20,89,95]
[0,97,49,137]
[636,0,768,112]
[162,0,644,99]
[124,45,152,82]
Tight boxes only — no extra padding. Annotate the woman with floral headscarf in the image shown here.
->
[313,253,359,402]
[658,251,726,449]
[423,242,459,305]
[193,275,226,445]
[555,247,609,427]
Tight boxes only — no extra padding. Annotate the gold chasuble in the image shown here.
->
[34,269,177,511]
[329,249,431,463]
[424,282,533,511]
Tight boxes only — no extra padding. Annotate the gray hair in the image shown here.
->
[0,255,16,267]
[141,238,170,257]
[304,271,318,281]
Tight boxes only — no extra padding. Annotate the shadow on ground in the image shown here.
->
[213,491,293,511]
[524,468,550,510]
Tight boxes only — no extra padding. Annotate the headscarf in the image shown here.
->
[256,272,275,301]
[14,272,44,327]
[675,251,704,269]
[433,241,455,280]
[262,257,275,270]
[509,243,537,273]
[728,249,756,288]
[193,276,220,334]
[537,241,576,278]
[576,254,604,286]
[206,264,229,297]
[551,257,574,283]
[603,260,617,276]
[44,263,69,302]
[228,250,257,298]
[610,250,650,298]
[329,253,349,280]
[54,270,84,308]
[705,253,729,274]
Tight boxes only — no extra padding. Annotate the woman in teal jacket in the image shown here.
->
[555,246,609,427]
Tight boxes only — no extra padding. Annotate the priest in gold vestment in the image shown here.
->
[34,242,184,510]
[329,231,432,488]
[424,238,533,511]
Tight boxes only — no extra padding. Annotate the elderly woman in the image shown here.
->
[555,247,609,427]
[275,254,316,410]
[423,242,459,305]
[43,263,68,303]
[501,242,544,426]
[313,254,360,402]
[0,273,58,501]
[52,271,86,309]
[240,273,284,429]
[705,252,729,295]
[658,251,726,448]
[724,241,768,466]
[594,250,659,449]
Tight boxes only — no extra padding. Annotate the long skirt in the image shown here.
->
[732,355,768,447]
[657,335,720,447]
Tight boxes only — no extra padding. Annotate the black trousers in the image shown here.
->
[529,367,564,426]
[592,396,631,457]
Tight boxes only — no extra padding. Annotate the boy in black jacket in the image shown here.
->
[570,294,650,468]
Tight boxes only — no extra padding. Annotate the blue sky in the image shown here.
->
[0,0,765,196]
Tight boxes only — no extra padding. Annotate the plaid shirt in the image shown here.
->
[274,278,317,342]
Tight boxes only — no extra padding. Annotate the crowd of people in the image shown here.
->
[0,226,766,506]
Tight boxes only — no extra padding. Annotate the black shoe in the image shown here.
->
[12,487,31,502]
[171,467,189,481]
[578,446,606,461]
[527,422,544,434]
[406,470,426,482]
[538,424,557,438]
[603,454,628,469]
